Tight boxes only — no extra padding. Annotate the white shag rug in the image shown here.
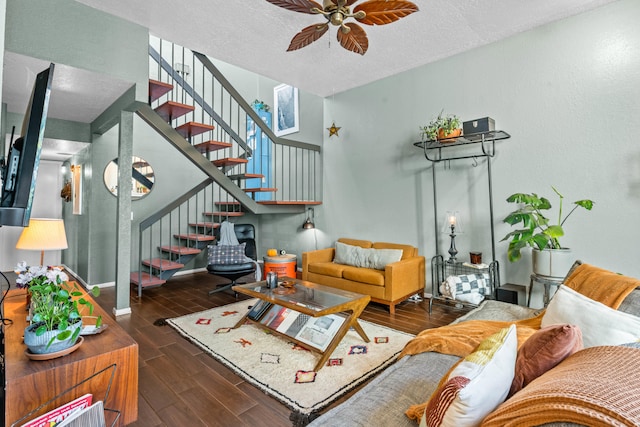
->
[166,299,414,420]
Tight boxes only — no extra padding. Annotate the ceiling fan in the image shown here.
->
[264,0,419,55]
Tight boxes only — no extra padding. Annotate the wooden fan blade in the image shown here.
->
[345,0,359,5]
[264,0,324,14]
[287,23,329,51]
[354,0,419,25]
[337,23,368,55]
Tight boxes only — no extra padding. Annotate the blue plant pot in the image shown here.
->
[23,319,83,354]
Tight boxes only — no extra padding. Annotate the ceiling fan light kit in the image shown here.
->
[265,0,418,55]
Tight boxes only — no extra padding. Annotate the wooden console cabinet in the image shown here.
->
[3,289,138,426]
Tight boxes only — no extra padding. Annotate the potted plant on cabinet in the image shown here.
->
[501,186,594,278]
[421,110,461,142]
[20,265,101,355]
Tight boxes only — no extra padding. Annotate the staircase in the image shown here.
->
[130,36,322,296]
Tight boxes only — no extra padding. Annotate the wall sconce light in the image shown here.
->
[442,211,463,263]
[302,207,315,230]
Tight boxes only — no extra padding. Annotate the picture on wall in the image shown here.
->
[273,84,299,136]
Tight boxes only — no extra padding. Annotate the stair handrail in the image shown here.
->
[139,177,214,231]
[193,52,320,153]
[148,45,253,156]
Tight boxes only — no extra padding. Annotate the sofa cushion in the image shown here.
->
[372,242,416,259]
[337,238,372,249]
[508,324,583,397]
[307,262,345,278]
[341,265,385,286]
[418,324,517,427]
[307,352,460,427]
[541,285,640,347]
[334,242,403,270]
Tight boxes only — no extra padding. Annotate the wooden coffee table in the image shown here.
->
[233,277,371,371]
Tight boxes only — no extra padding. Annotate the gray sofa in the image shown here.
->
[308,287,640,427]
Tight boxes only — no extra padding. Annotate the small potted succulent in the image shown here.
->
[17,263,101,354]
[501,187,594,277]
[421,110,462,142]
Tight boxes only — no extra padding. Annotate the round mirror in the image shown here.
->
[104,156,154,200]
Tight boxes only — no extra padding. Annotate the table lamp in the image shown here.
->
[16,218,68,266]
[442,211,463,263]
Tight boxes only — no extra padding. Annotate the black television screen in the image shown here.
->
[0,63,55,227]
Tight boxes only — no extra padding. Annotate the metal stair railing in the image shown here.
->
[134,178,217,297]
[148,35,322,203]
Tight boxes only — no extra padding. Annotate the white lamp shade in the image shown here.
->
[16,218,68,251]
[442,211,463,233]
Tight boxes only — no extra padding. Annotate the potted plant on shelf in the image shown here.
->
[18,264,101,355]
[421,110,462,142]
[501,186,594,278]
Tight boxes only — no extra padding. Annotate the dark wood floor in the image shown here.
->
[94,272,468,426]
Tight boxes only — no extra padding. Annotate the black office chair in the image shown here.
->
[207,223,257,296]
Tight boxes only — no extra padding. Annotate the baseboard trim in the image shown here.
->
[113,306,132,316]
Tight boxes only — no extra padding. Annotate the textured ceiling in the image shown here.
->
[2,52,132,161]
[3,0,619,160]
[75,0,618,97]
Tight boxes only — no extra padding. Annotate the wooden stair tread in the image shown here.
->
[258,200,323,205]
[130,272,166,287]
[203,211,245,217]
[142,258,185,270]
[212,158,248,167]
[160,245,201,255]
[155,101,195,122]
[173,233,215,242]
[175,121,215,138]
[243,188,278,193]
[149,79,173,103]
[189,222,220,229]
[227,173,264,180]
[194,140,232,153]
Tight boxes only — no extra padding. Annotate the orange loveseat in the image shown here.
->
[302,238,426,314]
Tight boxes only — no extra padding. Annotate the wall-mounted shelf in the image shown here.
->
[414,128,510,312]
[413,130,510,162]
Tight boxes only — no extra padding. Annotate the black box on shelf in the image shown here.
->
[463,117,495,136]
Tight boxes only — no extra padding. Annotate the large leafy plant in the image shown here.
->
[27,272,101,349]
[501,187,594,262]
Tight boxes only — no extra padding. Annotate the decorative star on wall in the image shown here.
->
[327,122,341,137]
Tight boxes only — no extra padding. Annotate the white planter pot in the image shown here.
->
[532,248,574,279]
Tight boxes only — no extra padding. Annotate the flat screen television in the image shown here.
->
[0,63,55,227]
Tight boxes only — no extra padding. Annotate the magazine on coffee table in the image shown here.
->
[294,314,345,352]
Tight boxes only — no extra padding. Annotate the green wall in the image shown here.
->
[318,0,640,294]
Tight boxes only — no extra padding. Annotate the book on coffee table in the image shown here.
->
[247,300,272,321]
[294,314,345,352]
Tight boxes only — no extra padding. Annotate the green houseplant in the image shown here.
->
[421,110,461,141]
[501,186,594,263]
[18,264,101,354]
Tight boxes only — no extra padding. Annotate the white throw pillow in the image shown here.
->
[419,324,517,427]
[333,241,403,270]
[541,285,640,348]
